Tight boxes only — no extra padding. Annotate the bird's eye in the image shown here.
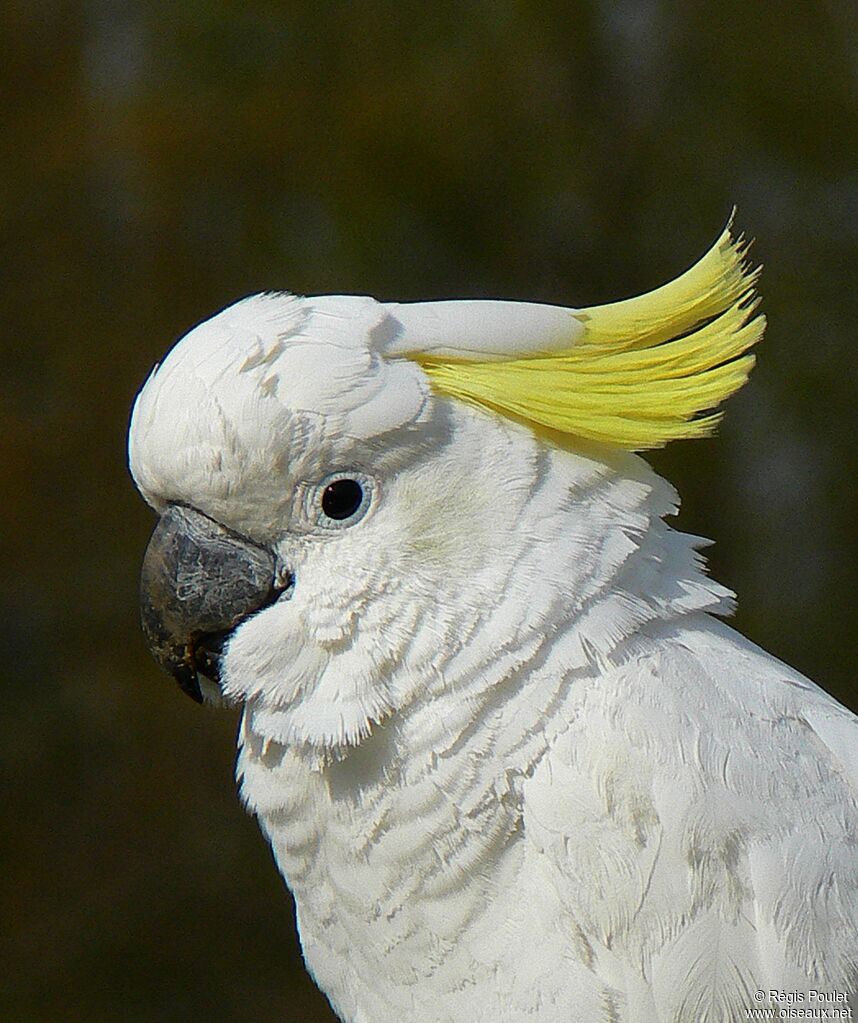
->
[307,472,375,530]
[321,478,365,521]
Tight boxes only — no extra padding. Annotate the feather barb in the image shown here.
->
[410,221,765,450]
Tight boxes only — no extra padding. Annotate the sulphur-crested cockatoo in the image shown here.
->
[129,224,858,1022]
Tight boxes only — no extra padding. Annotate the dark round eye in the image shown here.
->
[321,478,365,521]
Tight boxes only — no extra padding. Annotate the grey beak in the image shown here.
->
[140,504,289,702]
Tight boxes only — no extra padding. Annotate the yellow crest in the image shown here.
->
[409,222,764,450]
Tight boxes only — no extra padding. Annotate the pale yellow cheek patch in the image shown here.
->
[410,222,764,451]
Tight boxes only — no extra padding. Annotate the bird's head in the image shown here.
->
[129,223,763,754]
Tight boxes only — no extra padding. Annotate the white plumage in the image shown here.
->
[129,252,858,1022]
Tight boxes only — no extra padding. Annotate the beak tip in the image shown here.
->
[172,663,204,703]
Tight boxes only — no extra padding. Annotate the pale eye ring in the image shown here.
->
[310,472,375,528]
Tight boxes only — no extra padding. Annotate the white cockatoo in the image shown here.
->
[129,224,858,1023]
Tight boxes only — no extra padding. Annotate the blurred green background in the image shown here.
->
[3,2,857,1021]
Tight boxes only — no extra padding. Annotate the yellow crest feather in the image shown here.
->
[410,222,765,450]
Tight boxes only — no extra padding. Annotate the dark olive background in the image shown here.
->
[3,3,857,1021]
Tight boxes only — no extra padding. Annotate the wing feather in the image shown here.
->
[523,616,858,1019]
